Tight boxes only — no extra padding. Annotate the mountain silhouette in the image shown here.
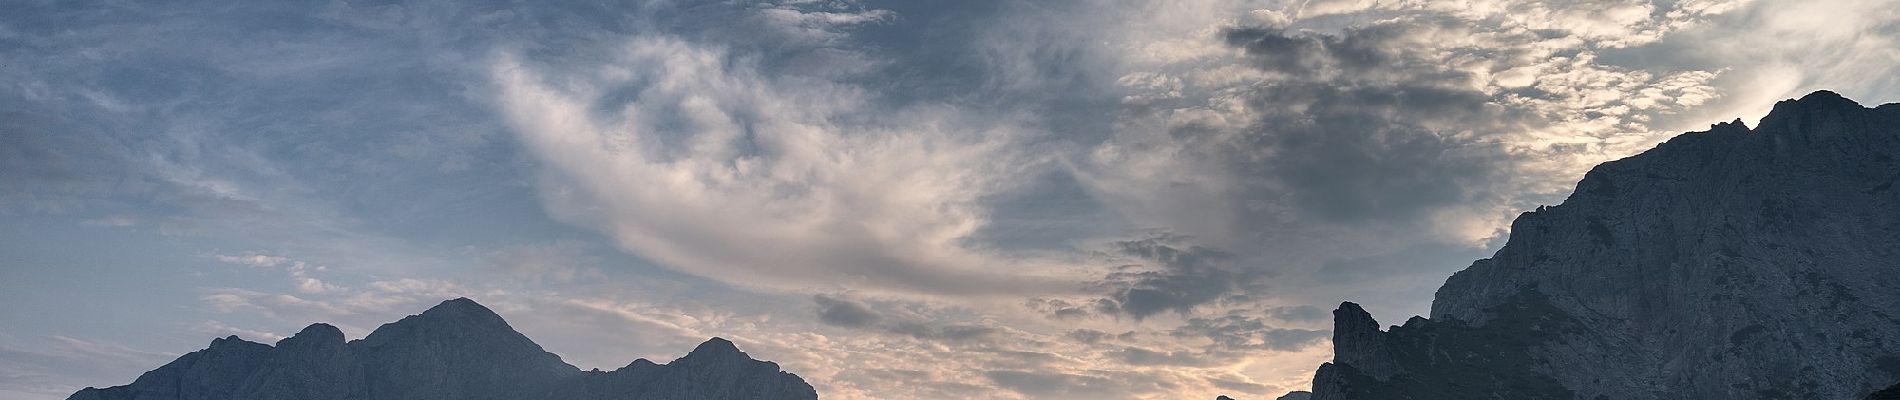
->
[68,298,817,400]
[1304,91,1900,399]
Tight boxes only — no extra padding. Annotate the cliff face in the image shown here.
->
[1310,91,1900,399]
[67,298,818,400]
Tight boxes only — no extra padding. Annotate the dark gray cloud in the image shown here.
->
[809,295,996,343]
[1171,315,1328,352]
[1219,21,1540,224]
[1207,377,1272,395]
[813,294,882,328]
[1265,305,1328,322]
[1089,235,1268,319]
[831,368,994,400]
[888,322,998,343]
[985,370,1138,400]
[1066,329,1110,344]
[1107,346,1219,367]
[1025,297,1117,320]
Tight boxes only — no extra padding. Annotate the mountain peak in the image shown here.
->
[398,297,512,330]
[72,299,819,400]
[425,297,492,314]
[1331,302,1376,333]
[1798,89,1851,102]
[209,335,261,349]
[1759,90,1873,139]
[278,323,345,347]
[684,337,745,359]
[1772,89,1865,113]
[1329,302,1393,379]
[356,297,542,355]
[1311,90,1900,398]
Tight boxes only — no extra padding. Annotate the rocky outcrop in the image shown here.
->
[1308,91,1900,399]
[69,298,817,400]
[1276,391,1313,400]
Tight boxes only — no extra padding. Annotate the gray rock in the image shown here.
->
[69,298,818,400]
[1307,91,1900,399]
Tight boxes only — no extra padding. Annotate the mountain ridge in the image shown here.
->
[1304,90,1900,399]
[68,298,818,400]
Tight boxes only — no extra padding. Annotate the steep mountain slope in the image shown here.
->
[68,298,817,400]
[1307,91,1900,399]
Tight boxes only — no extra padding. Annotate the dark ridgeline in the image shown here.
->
[68,298,817,400]
[1300,91,1900,399]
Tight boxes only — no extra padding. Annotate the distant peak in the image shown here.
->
[1333,301,1371,319]
[1777,90,1864,111]
[690,337,742,355]
[1799,89,1849,102]
[1759,89,1871,138]
[1709,118,1749,133]
[431,297,487,311]
[1333,302,1379,334]
[415,298,506,322]
[209,335,244,347]
[360,297,527,346]
[206,335,267,351]
[284,323,344,344]
[1772,90,1865,111]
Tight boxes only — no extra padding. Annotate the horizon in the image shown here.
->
[5,1,1900,399]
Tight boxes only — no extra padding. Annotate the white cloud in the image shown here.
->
[492,37,1076,297]
[215,253,291,268]
[9,2,1898,400]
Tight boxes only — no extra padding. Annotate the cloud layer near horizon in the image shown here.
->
[4,0,1899,399]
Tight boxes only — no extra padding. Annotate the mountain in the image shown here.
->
[1306,91,1900,399]
[68,298,818,400]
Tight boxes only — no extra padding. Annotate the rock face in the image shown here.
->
[1309,91,1900,399]
[68,298,818,400]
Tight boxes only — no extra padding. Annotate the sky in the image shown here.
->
[2,0,1898,399]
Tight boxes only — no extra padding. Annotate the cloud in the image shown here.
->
[1107,345,1220,367]
[1065,329,1114,344]
[198,321,287,342]
[214,253,292,268]
[888,322,1000,343]
[1171,315,1329,352]
[6,1,1899,400]
[492,32,1074,297]
[813,294,883,328]
[1075,3,1743,318]
[0,335,177,400]
[985,370,1141,400]
[1090,235,1266,319]
[807,294,999,344]
[477,241,602,282]
[1266,305,1328,322]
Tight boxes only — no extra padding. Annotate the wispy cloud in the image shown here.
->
[492,34,1073,296]
[4,1,1898,399]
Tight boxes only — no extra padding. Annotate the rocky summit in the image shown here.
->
[1306,91,1900,399]
[67,298,818,400]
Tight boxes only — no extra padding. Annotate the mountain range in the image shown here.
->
[72,91,1900,400]
[67,298,817,400]
[1300,91,1900,399]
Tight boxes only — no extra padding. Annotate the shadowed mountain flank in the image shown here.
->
[1307,91,1900,399]
[68,298,818,400]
